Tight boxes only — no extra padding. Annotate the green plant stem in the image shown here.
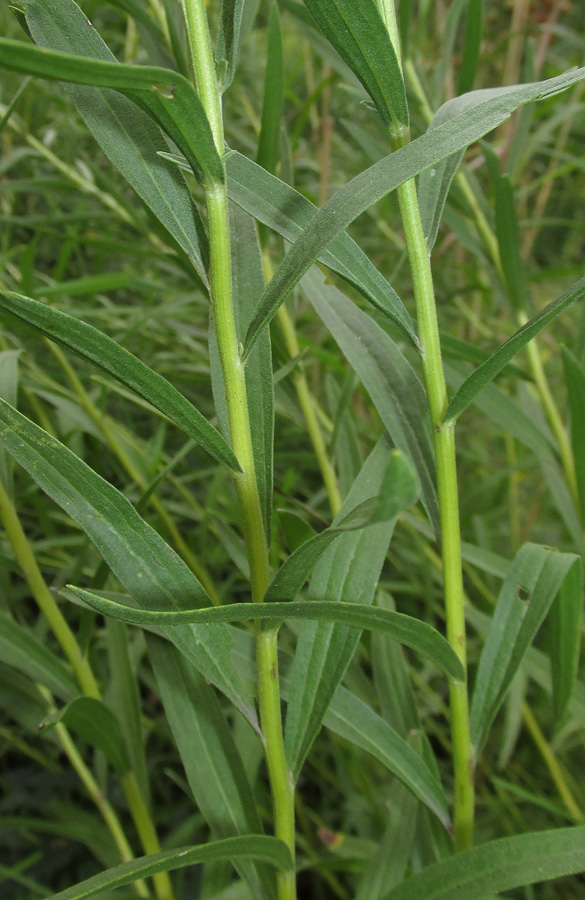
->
[0,478,100,699]
[522,703,584,823]
[384,10,473,847]
[182,2,295,895]
[121,771,175,900]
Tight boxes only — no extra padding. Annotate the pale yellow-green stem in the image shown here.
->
[182,1,296,894]
[522,705,584,823]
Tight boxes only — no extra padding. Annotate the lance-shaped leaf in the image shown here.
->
[216,0,245,91]
[40,697,130,773]
[444,275,585,423]
[384,826,585,900]
[470,542,580,752]
[45,835,292,900]
[66,589,463,680]
[22,0,209,280]
[0,399,257,726]
[0,290,239,471]
[266,450,419,602]
[0,37,223,185]
[243,66,585,355]
[302,0,408,128]
[0,612,77,701]
[546,558,584,725]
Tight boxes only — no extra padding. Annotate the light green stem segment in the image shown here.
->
[182,1,295,894]
[380,0,474,850]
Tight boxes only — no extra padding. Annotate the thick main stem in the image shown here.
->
[182,2,295,894]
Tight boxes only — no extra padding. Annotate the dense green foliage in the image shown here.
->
[1,0,585,898]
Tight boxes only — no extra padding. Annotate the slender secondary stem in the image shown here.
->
[182,2,295,894]
[380,3,474,850]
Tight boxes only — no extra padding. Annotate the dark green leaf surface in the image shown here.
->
[23,0,209,279]
[0,613,77,700]
[0,35,223,185]
[267,450,418,602]
[547,559,584,724]
[470,543,580,751]
[0,399,257,726]
[256,3,284,175]
[216,0,245,91]
[445,276,585,422]
[68,588,462,679]
[305,268,439,534]
[0,290,240,471]
[244,67,585,354]
[563,346,585,522]
[383,826,585,900]
[41,697,130,773]
[45,835,292,900]
[303,0,408,127]
[458,0,483,93]
[147,638,273,900]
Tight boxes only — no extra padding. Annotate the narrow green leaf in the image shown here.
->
[266,450,418,602]
[217,0,245,91]
[0,290,240,471]
[243,66,585,354]
[23,0,209,279]
[562,346,585,522]
[0,612,77,700]
[45,835,292,900]
[470,542,580,752]
[305,267,439,534]
[444,276,585,423]
[68,588,463,680]
[303,0,408,127]
[0,399,257,727]
[384,826,585,900]
[256,3,284,175]
[0,349,20,492]
[147,638,274,900]
[162,149,415,340]
[547,559,584,724]
[458,0,484,93]
[0,36,223,185]
[41,697,130,773]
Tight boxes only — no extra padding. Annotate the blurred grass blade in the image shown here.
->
[40,697,130,773]
[384,826,585,900]
[147,638,274,900]
[562,346,585,522]
[266,450,418,601]
[0,290,240,471]
[444,276,585,423]
[0,613,77,700]
[68,589,463,679]
[0,35,223,185]
[303,0,408,127]
[458,0,483,93]
[0,399,257,726]
[470,542,580,752]
[216,0,245,91]
[46,835,292,900]
[163,148,416,340]
[23,0,210,280]
[0,349,20,492]
[256,3,284,175]
[483,140,526,313]
[243,66,585,355]
[305,268,440,534]
[547,559,584,725]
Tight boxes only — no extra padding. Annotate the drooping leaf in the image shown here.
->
[0,35,223,185]
[0,290,240,471]
[302,0,408,128]
[266,450,418,601]
[444,276,585,423]
[243,66,585,354]
[44,835,292,900]
[0,399,257,726]
[305,267,439,534]
[147,637,274,900]
[22,0,210,279]
[470,542,580,752]
[383,826,585,900]
[0,612,77,700]
[40,697,130,773]
[66,587,463,680]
